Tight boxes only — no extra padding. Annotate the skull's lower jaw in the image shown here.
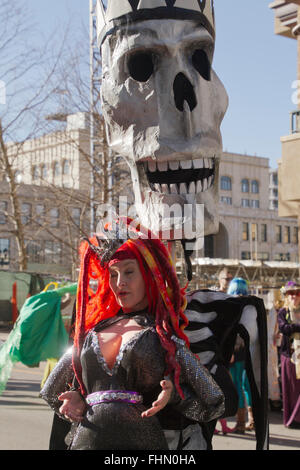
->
[131,156,220,241]
[143,155,217,195]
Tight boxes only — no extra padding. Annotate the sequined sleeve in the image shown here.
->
[172,337,225,423]
[39,349,74,417]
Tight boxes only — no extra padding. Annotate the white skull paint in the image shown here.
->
[100,17,228,240]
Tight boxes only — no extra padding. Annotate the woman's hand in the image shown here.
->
[58,391,86,422]
[141,379,173,419]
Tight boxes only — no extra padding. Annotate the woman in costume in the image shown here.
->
[228,278,254,433]
[41,219,224,450]
[277,281,300,428]
[267,290,282,412]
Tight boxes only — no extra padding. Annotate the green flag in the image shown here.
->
[0,283,77,394]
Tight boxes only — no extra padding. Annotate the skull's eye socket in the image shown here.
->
[192,49,211,81]
[128,52,154,82]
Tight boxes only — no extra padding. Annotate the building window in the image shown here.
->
[257,252,270,261]
[21,203,32,225]
[251,180,259,194]
[32,166,39,180]
[273,189,278,197]
[53,162,60,177]
[35,204,45,225]
[0,238,10,266]
[50,208,59,227]
[220,196,232,205]
[45,241,62,264]
[251,223,258,241]
[284,226,291,244]
[276,225,282,243]
[25,240,43,263]
[0,201,7,224]
[272,173,278,186]
[41,164,47,179]
[242,222,249,241]
[274,253,290,261]
[241,179,249,193]
[251,200,260,209]
[241,251,251,260]
[72,207,81,226]
[241,198,250,207]
[261,224,267,243]
[293,227,298,245]
[220,176,232,191]
[63,160,70,175]
[14,170,22,184]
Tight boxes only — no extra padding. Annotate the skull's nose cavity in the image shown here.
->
[173,72,197,112]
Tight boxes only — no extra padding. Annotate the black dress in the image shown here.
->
[41,313,225,450]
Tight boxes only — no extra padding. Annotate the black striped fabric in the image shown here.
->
[184,290,269,450]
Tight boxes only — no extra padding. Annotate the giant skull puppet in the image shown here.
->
[98,0,227,241]
[97,0,268,450]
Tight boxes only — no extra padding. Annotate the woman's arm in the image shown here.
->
[278,309,300,337]
[40,349,75,418]
[142,337,225,423]
[169,338,225,423]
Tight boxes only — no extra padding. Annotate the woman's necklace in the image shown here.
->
[94,308,150,332]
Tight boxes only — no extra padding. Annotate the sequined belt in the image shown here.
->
[86,390,143,406]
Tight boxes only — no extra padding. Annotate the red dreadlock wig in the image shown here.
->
[73,218,189,399]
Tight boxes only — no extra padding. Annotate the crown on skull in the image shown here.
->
[97,0,215,46]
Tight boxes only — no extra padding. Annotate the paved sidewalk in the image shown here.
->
[212,413,300,450]
[0,327,54,450]
[1,327,299,451]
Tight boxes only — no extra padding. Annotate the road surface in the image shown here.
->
[0,328,299,451]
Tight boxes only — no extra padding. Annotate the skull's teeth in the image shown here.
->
[149,177,214,194]
[143,157,215,194]
[144,158,214,173]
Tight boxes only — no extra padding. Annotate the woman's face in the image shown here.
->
[109,259,148,313]
[287,291,300,309]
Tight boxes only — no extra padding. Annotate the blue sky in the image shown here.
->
[214,1,297,169]
[27,0,297,169]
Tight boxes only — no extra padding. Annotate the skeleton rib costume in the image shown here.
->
[184,290,269,449]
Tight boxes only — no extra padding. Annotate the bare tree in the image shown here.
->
[0,1,85,271]
[0,1,132,273]
[45,23,133,216]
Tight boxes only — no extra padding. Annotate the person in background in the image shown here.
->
[227,278,254,433]
[277,281,300,429]
[267,290,282,412]
[217,267,233,293]
[40,293,72,389]
[213,268,235,435]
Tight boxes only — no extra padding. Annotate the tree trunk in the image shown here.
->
[0,119,28,271]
